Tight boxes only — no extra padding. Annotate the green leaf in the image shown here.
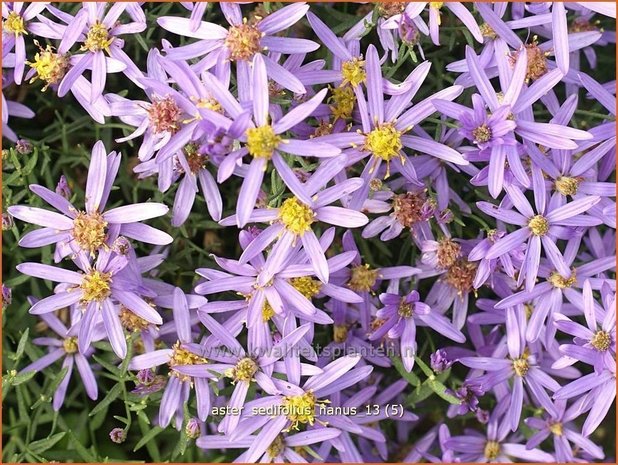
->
[89,383,122,417]
[67,430,97,462]
[391,356,420,386]
[21,151,39,176]
[31,367,69,409]
[425,377,461,405]
[28,432,66,454]
[133,426,164,452]
[10,328,29,362]
[10,371,36,386]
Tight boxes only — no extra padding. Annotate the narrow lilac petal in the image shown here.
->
[459,357,511,371]
[552,2,569,73]
[465,46,499,111]
[58,52,93,97]
[508,376,524,431]
[476,202,527,225]
[29,292,83,315]
[301,231,329,283]
[258,3,309,35]
[8,206,73,229]
[401,135,468,165]
[172,175,197,227]
[101,299,126,359]
[17,263,82,284]
[546,196,600,223]
[78,302,98,354]
[488,144,506,198]
[252,54,269,126]
[513,69,564,114]
[20,348,65,374]
[419,311,466,343]
[541,236,570,277]
[236,157,266,228]
[114,291,163,325]
[282,139,340,157]
[315,207,368,228]
[306,11,352,61]
[485,228,531,260]
[159,376,182,427]
[273,88,327,134]
[157,17,227,39]
[120,223,173,245]
[29,184,75,217]
[75,353,98,399]
[243,416,288,463]
[90,51,106,103]
[52,356,74,410]
[103,203,169,223]
[85,140,108,213]
[128,349,173,370]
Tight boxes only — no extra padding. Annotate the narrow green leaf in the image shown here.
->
[89,383,122,417]
[28,432,66,454]
[391,356,421,386]
[133,426,164,452]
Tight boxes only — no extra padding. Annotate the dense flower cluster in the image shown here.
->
[2,2,616,463]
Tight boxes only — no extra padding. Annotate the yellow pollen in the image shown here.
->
[430,2,444,9]
[282,391,328,431]
[267,435,286,459]
[514,40,549,83]
[330,84,356,120]
[225,23,262,61]
[119,305,150,331]
[398,299,413,318]
[3,11,26,35]
[480,22,497,39]
[554,176,580,196]
[484,441,501,460]
[27,43,70,91]
[512,356,529,377]
[82,22,114,52]
[80,270,112,303]
[227,357,258,382]
[348,264,379,292]
[73,211,108,253]
[549,422,563,436]
[169,341,208,381]
[341,58,366,87]
[436,238,461,269]
[548,269,577,289]
[472,124,492,144]
[365,124,403,161]
[528,215,549,236]
[289,276,322,299]
[591,330,611,351]
[262,300,276,322]
[246,125,281,159]
[63,337,78,354]
[376,2,407,18]
[278,197,315,235]
[333,324,348,343]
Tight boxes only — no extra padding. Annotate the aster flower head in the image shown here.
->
[9,140,172,261]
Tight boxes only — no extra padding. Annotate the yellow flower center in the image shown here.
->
[73,211,108,254]
[278,197,315,235]
[333,324,348,343]
[376,2,407,18]
[591,330,611,351]
[262,300,276,322]
[246,125,281,159]
[330,85,356,120]
[515,39,549,83]
[528,215,549,236]
[3,11,26,35]
[63,337,78,354]
[554,176,580,196]
[341,58,366,87]
[549,422,563,436]
[267,435,286,459]
[348,264,379,292]
[512,355,529,377]
[472,124,492,143]
[282,391,328,431]
[365,124,403,161]
[289,276,322,299]
[430,2,444,10]
[27,44,70,91]
[195,97,222,113]
[484,441,501,460]
[80,270,112,303]
[226,357,258,382]
[548,269,577,289]
[169,341,208,381]
[225,22,263,61]
[398,299,413,318]
[119,305,150,331]
[82,22,114,52]
[480,23,497,39]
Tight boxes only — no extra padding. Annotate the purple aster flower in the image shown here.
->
[478,183,601,291]
[2,2,48,84]
[430,348,453,373]
[56,2,146,102]
[447,381,485,417]
[131,368,167,396]
[524,399,605,461]
[109,427,126,444]
[19,312,101,410]
[17,247,163,358]
[159,2,316,95]
[552,279,615,374]
[460,307,562,432]
[9,141,172,261]
[15,138,32,154]
[128,288,211,428]
[175,315,311,435]
[446,399,555,462]
[227,354,372,462]
[315,45,468,210]
[370,290,465,372]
